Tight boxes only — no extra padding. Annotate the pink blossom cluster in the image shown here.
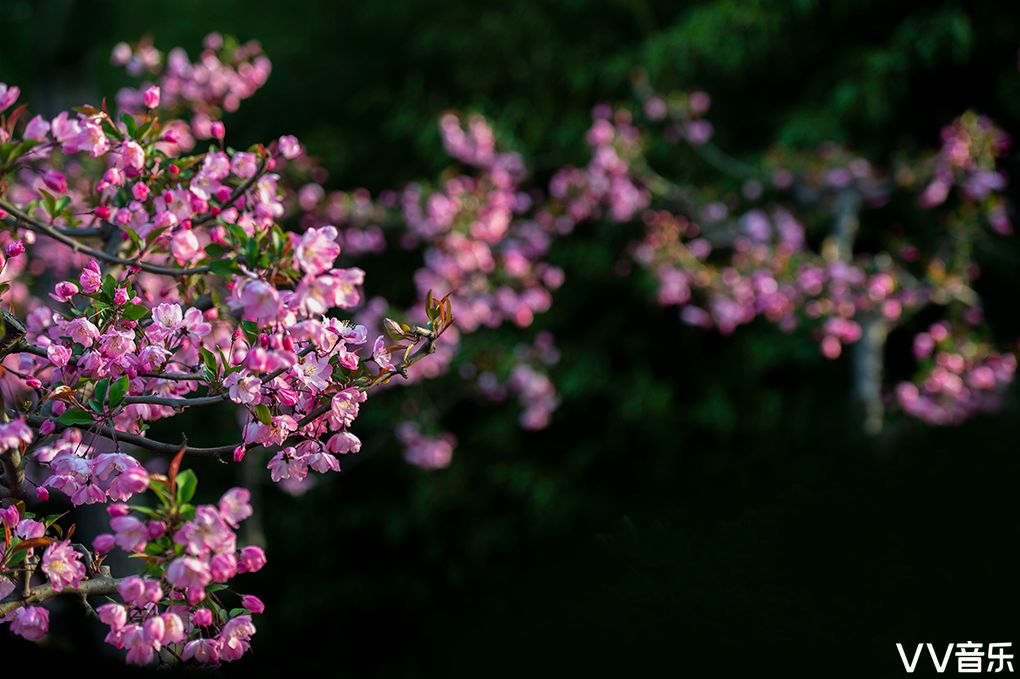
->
[549,107,649,224]
[918,111,1012,234]
[93,484,265,664]
[397,421,456,470]
[114,33,272,119]
[896,322,1017,425]
[0,34,449,663]
[1,473,266,665]
[634,209,929,359]
[625,88,1016,425]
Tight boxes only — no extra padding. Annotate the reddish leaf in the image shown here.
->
[11,537,54,553]
[167,444,187,493]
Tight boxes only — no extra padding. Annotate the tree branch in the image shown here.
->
[0,574,121,618]
[0,201,211,277]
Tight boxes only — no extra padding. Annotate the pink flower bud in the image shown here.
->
[106,503,131,518]
[211,121,225,140]
[146,520,166,539]
[113,287,129,305]
[238,545,266,573]
[92,533,115,554]
[42,170,67,193]
[241,595,265,614]
[35,486,49,501]
[4,240,24,258]
[192,608,213,626]
[143,85,161,109]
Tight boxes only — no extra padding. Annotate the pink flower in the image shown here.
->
[237,278,281,323]
[241,595,265,614]
[266,446,307,483]
[238,545,267,573]
[4,240,25,258]
[132,181,149,201]
[372,335,394,371]
[50,281,79,303]
[224,372,261,405]
[218,488,253,527]
[41,540,85,591]
[218,615,255,661]
[97,603,127,631]
[295,226,340,275]
[79,260,103,293]
[291,353,331,391]
[192,608,213,626]
[24,115,50,141]
[0,83,20,112]
[110,515,148,552]
[105,465,149,501]
[209,551,237,582]
[278,134,301,159]
[8,606,48,641]
[46,344,71,367]
[173,506,235,556]
[116,576,146,606]
[143,85,161,109]
[0,506,18,529]
[161,613,184,643]
[231,152,258,179]
[92,533,115,554]
[66,317,100,347]
[330,388,367,428]
[326,431,362,454]
[171,229,202,264]
[15,519,44,539]
[0,419,32,452]
[166,556,211,600]
[42,170,67,193]
[120,140,145,171]
[182,638,221,664]
[121,624,156,665]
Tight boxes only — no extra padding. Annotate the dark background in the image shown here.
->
[2,0,1020,675]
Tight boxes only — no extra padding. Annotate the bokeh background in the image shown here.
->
[2,0,1020,675]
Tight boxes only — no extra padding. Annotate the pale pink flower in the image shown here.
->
[295,226,340,275]
[8,606,48,641]
[41,540,85,591]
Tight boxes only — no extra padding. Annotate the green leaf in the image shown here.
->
[208,259,239,276]
[175,469,198,505]
[240,320,259,344]
[200,347,218,378]
[254,404,272,425]
[204,243,228,258]
[108,375,130,408]
[101,274,116,300]
[93,378,110,406]
[122,304,149,321]
[57,408,94,426]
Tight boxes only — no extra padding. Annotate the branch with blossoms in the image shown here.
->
[624,81,1016,430]
[1,454,270,664]
[0,33,450,665]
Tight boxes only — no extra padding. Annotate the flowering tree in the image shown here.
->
[304,80,1017,446]
[0,35,450,664]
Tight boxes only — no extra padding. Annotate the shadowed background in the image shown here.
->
[2,0,1020,675]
